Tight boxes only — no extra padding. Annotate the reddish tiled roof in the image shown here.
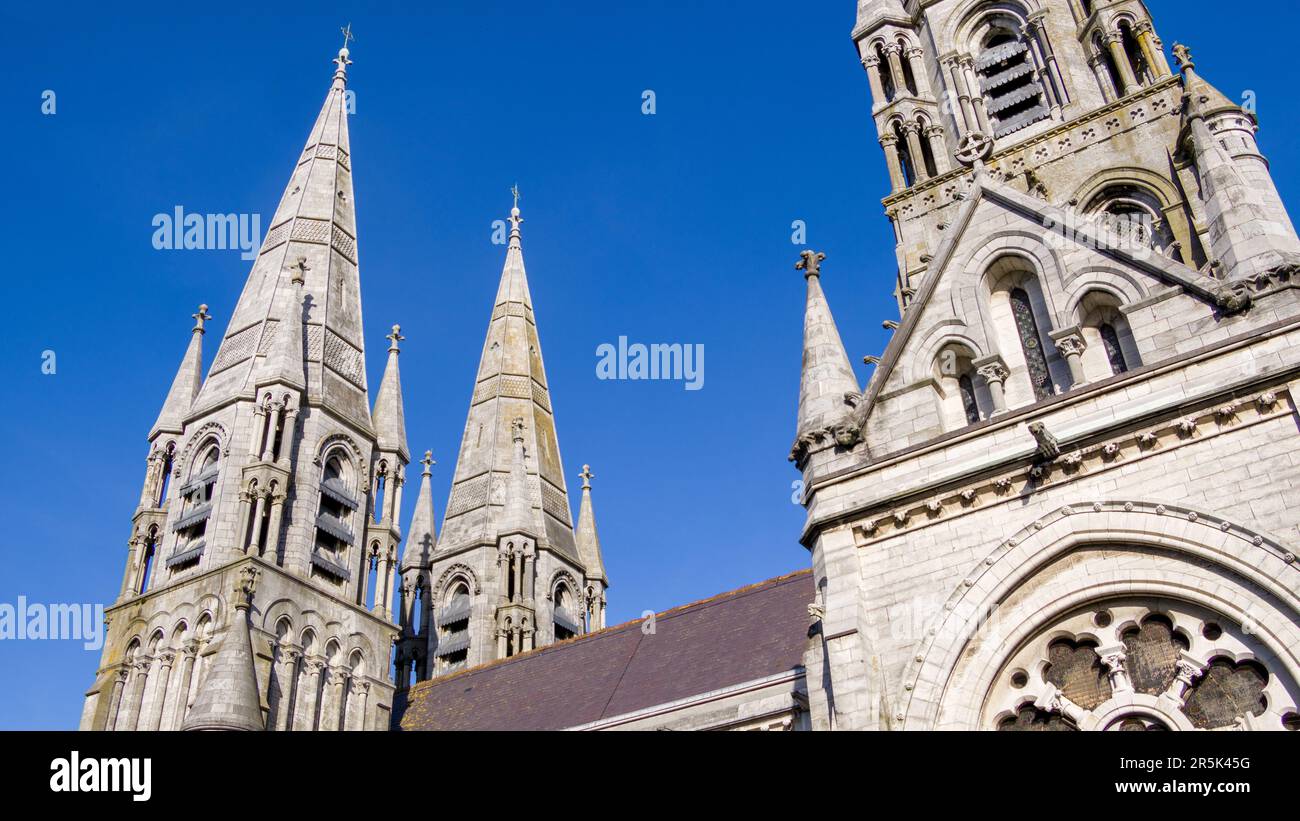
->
[394,569,814,731]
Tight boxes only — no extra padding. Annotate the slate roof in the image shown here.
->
[395,569,814,731]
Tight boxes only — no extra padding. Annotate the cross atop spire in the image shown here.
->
[1172,42,1194,74]
[796,250,827,279]
[387,324,405,353]
[333,25,354,81]
[580,464,594,491]
[508,186,523,242]
[421,450,435,476]
[192,304,212,334]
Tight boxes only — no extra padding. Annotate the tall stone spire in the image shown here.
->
[439,194,579,561]
[1174,43,1300,281]
[371,325,410,461]
[150,305,211,439]
[182,567,264,731]
[794,251,861,440]
[192,39,370,429]
[575,464,606,584]
[401,451,437,572]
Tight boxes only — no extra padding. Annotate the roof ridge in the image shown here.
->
[405,568,813,692]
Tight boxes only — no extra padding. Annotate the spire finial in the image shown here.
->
[1172,42,1195,74]
[192,304,212,334]
[508,185,523,235]
[796,249,827,280]
[333,24,354,79]
[579,464,594,491]
[387,324,405,353]
[421,450,435,476]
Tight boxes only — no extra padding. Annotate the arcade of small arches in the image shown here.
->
[102,613,216,732]
[265,619,375,732]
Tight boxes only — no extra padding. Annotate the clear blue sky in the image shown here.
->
[1,1,1296,729]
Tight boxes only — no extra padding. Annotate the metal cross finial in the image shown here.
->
[579,464,594,491]
[796,249,827,279]
[511,184,520,210]
[340,23,355,49]
[509,185,523,232]
[387,324,405,352]
[192,304,213,333]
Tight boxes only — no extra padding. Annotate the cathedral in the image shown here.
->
[83,0,1300,732]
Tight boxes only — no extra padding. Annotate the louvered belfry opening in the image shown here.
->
[976,32,1050,138]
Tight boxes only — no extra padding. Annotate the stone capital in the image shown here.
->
[972,354,1010,385]
[1049,326,1088,358]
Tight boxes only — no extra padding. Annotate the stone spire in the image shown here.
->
[574,465,607,584]
[182,566,264,731]
[371,325,410,461]
[439,194,580,561]
[150,305,210,439]
[1175,43,1300,280]
[795,251,861,439]
[192,39,370,428]
[401,451,437,572]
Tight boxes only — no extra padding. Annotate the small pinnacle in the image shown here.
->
[387,324,405,353]
[580,464,594,491]
[421,450,435,475]
[192,304,213,333]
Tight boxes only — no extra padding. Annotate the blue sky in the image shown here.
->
[1,1,1296,729]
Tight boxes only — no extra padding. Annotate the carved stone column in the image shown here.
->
[143,652,175,730]
[323,666,351,731]
[924,126,949,175]
[264,490,287,561]
[383,549,397,622]
[1134,21,1171,78]
[1050,327,1088,387]
[861,56,887,107]
[293,658,325,731]
[260,401,284,462]
[960,57,992,134]
[119,537,141,600]
[273,646,302,731]
[1089,54,1117,102]
[1026,12,1067,111]
[903,121,930,182]
[904,46,933,97]
[496,628,508,660]
[944,55,976,135]
[880,134,906,193]
[1035,684,1088,725]
[120,659,151,731]
[246,490,267,554]
[277,405,299,468]
[1098,646,1132,693]
[974,355,1010,415]
[105,667,129,731]
[348,679,370,731]
[249,403,267,457]
[1105,32,1138,95]
[168,640,199,730]
[1165,654,1208,705]
[883,43,908,95]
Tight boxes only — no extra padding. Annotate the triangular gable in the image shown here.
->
[858,173,1232,422]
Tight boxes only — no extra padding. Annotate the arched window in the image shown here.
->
[156,443,175,508]
[932,344,990,430]
[1076,291,1142,381]
[553,581,579,642]
[875,43,896,102]
[1009,287,1054,401]
[169,443,220,572]
[893,120,916,188]
[435,580,472,674]
[138,527,159,593]
[1118,21,1151,87]
[312,454,357,585]
[975,26,1050,138]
